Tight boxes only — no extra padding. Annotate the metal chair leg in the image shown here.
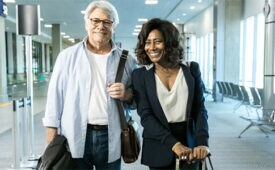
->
[258,125,270,138]
[238,123,253,138]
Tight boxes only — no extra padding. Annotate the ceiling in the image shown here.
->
[4,0,213,42]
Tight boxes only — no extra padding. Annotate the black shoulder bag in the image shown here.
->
[36,135,75,170]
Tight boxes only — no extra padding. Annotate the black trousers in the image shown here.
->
[149,122,199,170]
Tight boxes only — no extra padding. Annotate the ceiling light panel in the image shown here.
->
[3,0,16,3]
[145,0,158,5]
[138,18,148,22]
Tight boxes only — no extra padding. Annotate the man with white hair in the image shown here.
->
[43,0,136,169]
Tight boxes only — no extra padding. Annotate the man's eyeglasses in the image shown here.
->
[89,18,113,28]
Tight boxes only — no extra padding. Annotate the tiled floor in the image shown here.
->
[1,91,275,169]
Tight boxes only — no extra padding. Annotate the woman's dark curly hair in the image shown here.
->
[135,18,183,68]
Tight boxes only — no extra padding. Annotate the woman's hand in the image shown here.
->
[172,142,192,160]
[188,145,209,162]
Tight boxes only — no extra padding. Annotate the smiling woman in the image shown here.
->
[132,18,209,170]
[2,0,275,169]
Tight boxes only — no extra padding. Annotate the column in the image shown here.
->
[16,36,25,82]
[41,43,45,73]
[0,16,8,102]
[213,0,225,102]
[45,45,50,72]
[52,24,62,67]
[263,0,275,107]
[6,32,14,74]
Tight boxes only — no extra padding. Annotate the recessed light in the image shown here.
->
[135,25,142,28]
[4,0,16,3]
[134,29,141,32]
[190,6,196,10]
[44,24,52,28]
[145,0,158,5]
[138,18,148,22]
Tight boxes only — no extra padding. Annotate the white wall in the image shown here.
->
[184,6,214,37]
[244,0,265,18]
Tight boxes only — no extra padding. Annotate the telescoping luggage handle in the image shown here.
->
[175,152,213,170]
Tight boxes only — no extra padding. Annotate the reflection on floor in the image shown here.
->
[0,94,275,169]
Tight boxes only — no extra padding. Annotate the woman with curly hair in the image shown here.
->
[132,18,209,170]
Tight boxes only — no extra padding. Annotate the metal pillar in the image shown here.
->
[12,97,36,168]
[12,98,24,169]
[212,0,225,102]
[25,36,35,159]
[263,0,275,110]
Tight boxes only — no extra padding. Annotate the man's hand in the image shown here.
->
[46,127,57,145]
[107,83,133,102]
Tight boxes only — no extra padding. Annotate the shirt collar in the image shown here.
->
[82,36,117,54]
[145,64,154,70]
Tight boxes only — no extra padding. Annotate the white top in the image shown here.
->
[43,37,137,161]
[87,51,110,125]
[155,69,189,122]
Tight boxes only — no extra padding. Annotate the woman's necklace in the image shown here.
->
[156,66,172,78]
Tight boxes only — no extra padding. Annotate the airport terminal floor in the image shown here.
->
[1,83,275,170]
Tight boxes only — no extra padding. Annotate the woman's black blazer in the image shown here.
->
[132,62,209,167]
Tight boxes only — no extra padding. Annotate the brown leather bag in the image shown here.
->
[115,50,140,163]
[121,119,140,163]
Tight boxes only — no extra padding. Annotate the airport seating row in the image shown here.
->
[215,81,275,137]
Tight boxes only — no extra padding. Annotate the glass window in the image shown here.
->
[239,21,244,84]
[255,13,265,88]
[244,16,254,87]
[208,33,214,89]
[196,38,201,62]
[194,34,213,90]
[240,14,265,89]
[190,35,196,60]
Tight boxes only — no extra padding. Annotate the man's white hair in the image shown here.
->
[84,0,119,29]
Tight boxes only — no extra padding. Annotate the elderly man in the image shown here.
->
[43,0,136,169]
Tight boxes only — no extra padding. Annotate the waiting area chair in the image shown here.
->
[238,93,275,138]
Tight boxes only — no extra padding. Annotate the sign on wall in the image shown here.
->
[0,0,7,17]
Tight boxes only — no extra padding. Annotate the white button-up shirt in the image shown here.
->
[43,38,136,162]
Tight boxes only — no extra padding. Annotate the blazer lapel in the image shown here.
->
[144,67,169,127]
[143,64,195,127]
[181,63,195,120]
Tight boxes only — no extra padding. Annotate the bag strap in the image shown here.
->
[114,50,129,131]
[115,50,128,82]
